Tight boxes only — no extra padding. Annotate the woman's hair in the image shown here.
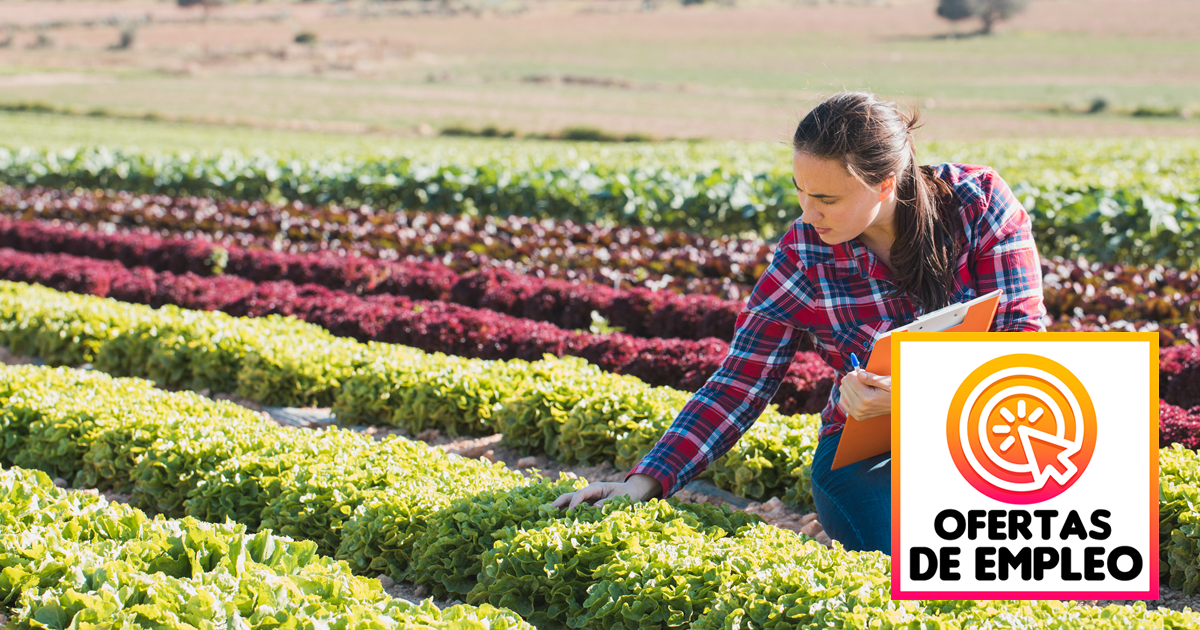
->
[792,91,963,314]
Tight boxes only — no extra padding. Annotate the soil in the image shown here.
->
[0,346,39,366]
[6,1,1197,45]
[62,480,132,505]
[2,0,1198,141]
[377,574,464,610]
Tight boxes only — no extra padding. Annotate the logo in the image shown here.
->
[946,354,1098,505]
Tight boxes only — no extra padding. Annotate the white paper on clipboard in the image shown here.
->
[873,288,1004,344]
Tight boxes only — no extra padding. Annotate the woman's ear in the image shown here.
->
[878,175,897,201]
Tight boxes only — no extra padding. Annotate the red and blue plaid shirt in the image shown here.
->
[628,163,1048,498]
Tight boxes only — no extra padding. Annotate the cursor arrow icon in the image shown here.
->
[1016,424,1081,487]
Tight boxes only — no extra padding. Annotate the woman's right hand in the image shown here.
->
[551,473,663,510]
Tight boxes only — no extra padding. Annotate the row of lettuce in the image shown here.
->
[4,366,1200,629]
[4,278,1200,509]
[2,238,1198,413]
[0,464,533,628]
[0,280,819,505]
[0,473,533,629]
[2,142,1198,266]
[0,184,762,298]
[0,247,833,416]
[0,215,746,342]
[2,213,1199,407]
[4,197,1200,346]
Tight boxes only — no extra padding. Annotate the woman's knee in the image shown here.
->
[812,482,866,551]
[810,437,892,554]
[813,473,891,551]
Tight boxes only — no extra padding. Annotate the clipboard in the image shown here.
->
[829,288,1003,470]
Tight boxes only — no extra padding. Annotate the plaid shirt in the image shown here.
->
[628,163,1048,498]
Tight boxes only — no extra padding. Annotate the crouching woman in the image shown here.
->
[553,91,1047,554]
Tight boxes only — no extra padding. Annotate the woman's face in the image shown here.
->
[791,151,893,245]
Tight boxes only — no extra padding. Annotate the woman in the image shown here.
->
[552,91,1047,554]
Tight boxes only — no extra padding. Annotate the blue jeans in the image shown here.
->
[810,427,892,554]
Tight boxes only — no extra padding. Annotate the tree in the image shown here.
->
[977,0,1028,35]
[936,0,1029,35]
[936,0,976,24]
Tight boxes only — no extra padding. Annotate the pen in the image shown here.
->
[849,353,860,372]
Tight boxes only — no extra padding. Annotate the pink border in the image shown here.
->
[890,332,1160,602]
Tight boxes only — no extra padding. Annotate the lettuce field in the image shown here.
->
[2,139,1198,264]
[1,138,1200,628]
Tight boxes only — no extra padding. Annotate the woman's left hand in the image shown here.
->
[837,369,892,420]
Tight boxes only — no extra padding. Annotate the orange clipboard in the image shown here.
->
[830,288,1003,470]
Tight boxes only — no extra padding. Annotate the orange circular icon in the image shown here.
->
[946,354,1097,504]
